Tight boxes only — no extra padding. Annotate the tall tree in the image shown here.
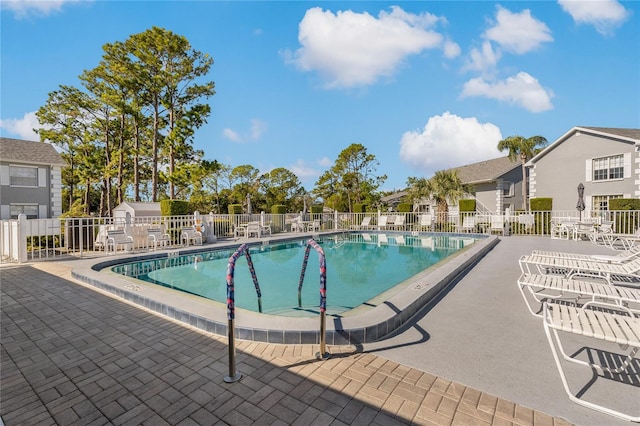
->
[314,143,386,212]
[407,170,470,224]
[497,135,548,211]
[125,26,215,200]
[261,168,305,211]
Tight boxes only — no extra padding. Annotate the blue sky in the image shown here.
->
[1,1,638,191]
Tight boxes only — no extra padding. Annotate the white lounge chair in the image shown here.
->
[490,215,505,235]
[519,254,640,285]
[390,215,406,230]
[181,226,203,246]
[531,245,640,263]
[542,301,640,422]
[357,216,372,230]
[246,222,262,238]
[147,227,171,250]
[414,214,432,231]
[517,272,640,317]
[106,229,134,254]
[459,216,476,233]
[378,215,389,230]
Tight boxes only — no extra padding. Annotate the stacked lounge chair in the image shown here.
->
[516,246,640,421]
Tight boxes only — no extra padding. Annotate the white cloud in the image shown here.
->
[463,41,501,74]
[443,39,461,59]
[223,119,267,143]
[1,0,89,18]
[558,0,630,35]
[222,128,241,142]
[461,72,554,113]
[399,112,502,177]
[318,156,333,167]
[289,159,319,184]
[285,6,446,89]
[484,6,553,54]
[250,119,267,140]
[0,111,41,140]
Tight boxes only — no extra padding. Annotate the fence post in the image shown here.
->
[17,214,27,263]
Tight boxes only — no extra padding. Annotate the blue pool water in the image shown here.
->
[111,233,479,316]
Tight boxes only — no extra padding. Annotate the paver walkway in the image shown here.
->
[1,261,569,425]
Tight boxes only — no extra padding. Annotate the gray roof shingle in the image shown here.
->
[448,156,520,184]
[0,137,66,166]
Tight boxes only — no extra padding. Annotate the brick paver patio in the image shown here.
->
[0,263,570,425]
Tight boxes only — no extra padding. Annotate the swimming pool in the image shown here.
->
[74,231,497,344]
[111,233,479,317]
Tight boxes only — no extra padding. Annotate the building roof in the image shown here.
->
[448,156,520,184]
[113,202,162,216]
[527,126,640,166]
[0,137,66,166]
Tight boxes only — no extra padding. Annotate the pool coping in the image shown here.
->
[71,232,499,345]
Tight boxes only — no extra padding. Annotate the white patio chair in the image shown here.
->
[147,227,171,250]
[517,272,640,317]
[414,214,432,231]
[490,215,505,235]
[542,301,640,422]
[531,244,640,263]
[181,226,203,246]
[378,215,389,230]
[518,253,640,285]
[106,229,134,254]
[246,222,262,238]
[459,216,476,233]
[357,216,372,230]
[308,219,321,232]
[390,215,406,230]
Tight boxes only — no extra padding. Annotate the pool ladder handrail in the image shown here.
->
[298,238,330,360]
[224,243,263,383]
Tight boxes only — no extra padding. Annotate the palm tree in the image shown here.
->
[497,135,548,212]
[408,170,471,227]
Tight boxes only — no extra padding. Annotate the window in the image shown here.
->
[592,194,622,212]
[593,155,624,181]
[502,181,514,197]
[9,166,38,186]
[10,204,39,219]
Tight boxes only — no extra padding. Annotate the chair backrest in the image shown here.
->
[361,216,371,226]
[379,216,388,226]
[182,226,197,235]
[394,215,406,225]
[462,216,476,229]
[490,215,504,228]
[420,215,432,226]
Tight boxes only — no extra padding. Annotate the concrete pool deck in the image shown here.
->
[1,235,638,425]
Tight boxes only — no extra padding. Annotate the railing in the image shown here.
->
[2,209,639,263]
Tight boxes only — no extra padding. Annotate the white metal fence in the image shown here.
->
[2,209,639,263]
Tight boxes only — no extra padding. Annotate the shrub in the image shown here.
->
[398,203,412,213]
[530,198,552,235]
[160,200,190,216]
[228,204,243,215]
[271,205,286,214]
[353,204,366,213]
[610,198,640,233]
[459,199,476,212]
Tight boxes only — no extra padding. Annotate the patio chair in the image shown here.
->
[377,215,390,230]
[531,244,640,263]
[357,216,373,230]
[308,219,321,232]
[490,215,505,235]
[542,301,640,421]
[390,215,406,230]
[291,216,305,232]
[518,253,640,285]
[181,226,203,246]
[459,216,476,233]
[106,229,134,254]
[246,222,262,238]
[147,227,171,250]
[414,214,432,231]
[517,272,640,317]
[260,223,272,236]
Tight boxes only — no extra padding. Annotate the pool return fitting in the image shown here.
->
[224,239,330,383]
